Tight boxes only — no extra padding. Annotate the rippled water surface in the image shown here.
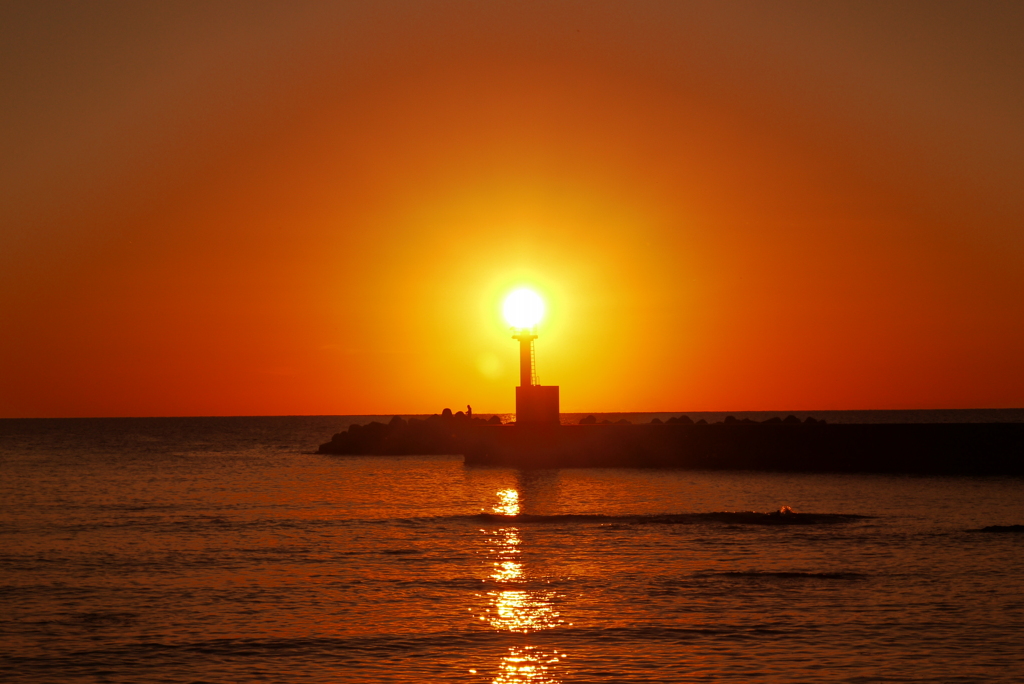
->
[2,416,1024,682]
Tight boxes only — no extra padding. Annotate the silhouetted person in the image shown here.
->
[467,405,472,419]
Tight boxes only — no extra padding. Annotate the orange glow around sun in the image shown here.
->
[1,3,1022,417]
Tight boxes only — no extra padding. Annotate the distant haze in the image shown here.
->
[1,1,1022,417]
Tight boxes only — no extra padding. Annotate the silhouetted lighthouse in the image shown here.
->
[512,328,559,425]
[513,329,537,388]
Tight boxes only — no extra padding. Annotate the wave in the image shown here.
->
[8,509,870,536]
[976,524,1024,533]
[712,570,866,580]
[471,510,870,526]
[0,621,804,665]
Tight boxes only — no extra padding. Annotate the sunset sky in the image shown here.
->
[2,1,1022,417]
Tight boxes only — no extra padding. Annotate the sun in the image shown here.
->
[503,288,545,329]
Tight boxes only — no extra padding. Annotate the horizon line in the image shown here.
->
[3,407,1023,421]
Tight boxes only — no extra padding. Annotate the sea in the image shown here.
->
[2,410,1023,683]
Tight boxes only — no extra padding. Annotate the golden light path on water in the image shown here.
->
[492,489,521,516]
[473,488,566,683]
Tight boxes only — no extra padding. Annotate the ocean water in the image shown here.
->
[2,414,1023,683]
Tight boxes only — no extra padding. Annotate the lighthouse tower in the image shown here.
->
[512,329,560,425]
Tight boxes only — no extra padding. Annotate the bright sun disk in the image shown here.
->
[503,289,545,329]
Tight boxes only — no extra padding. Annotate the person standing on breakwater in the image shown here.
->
[467,405,472,419]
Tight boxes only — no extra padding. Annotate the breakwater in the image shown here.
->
[463,422,1024,474]
[318,414,1024,475]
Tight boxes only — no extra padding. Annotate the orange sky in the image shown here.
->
[2,1,1022,417]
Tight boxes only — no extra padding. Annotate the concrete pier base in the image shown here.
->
[461,423,1024,475]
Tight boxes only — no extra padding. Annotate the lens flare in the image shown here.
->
[503,289,545,329]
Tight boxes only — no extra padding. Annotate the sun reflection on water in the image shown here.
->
[493,560,523,583]
[491,527,522,582]
[493,489,521,516]
[475,489,567,683]
[492,646,563,684]
[486,588,562,633]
